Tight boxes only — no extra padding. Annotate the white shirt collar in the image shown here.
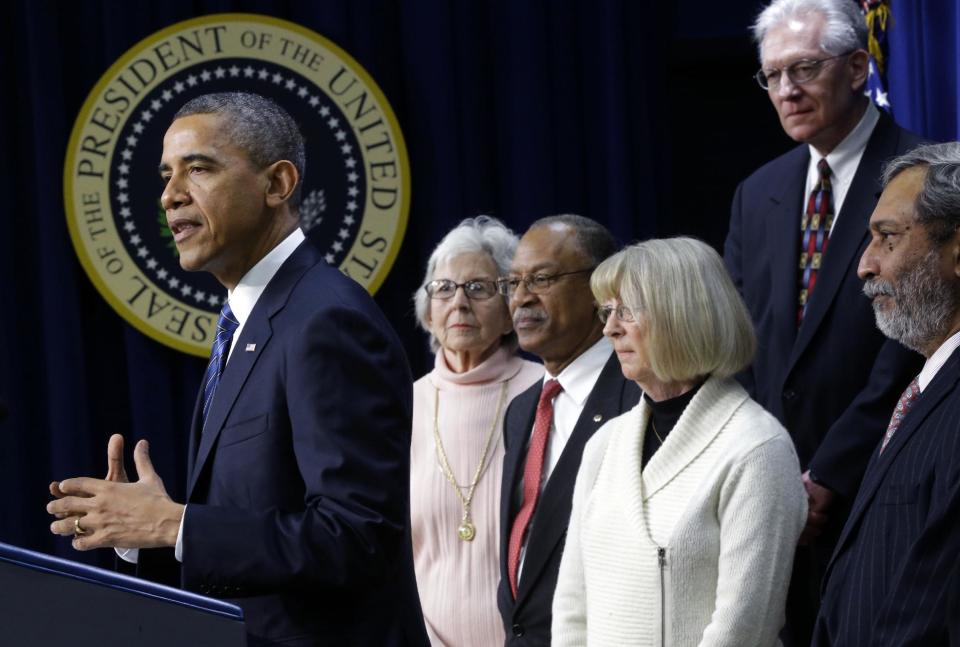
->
[809,100,879,172]
[545,336,613,406]
[227,228,306,328]
[805,101,879,229]
[919,329,960,393]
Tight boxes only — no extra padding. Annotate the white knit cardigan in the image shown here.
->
[552,376,807,646]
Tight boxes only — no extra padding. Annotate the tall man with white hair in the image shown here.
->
[723,0,925,642]
[815,141,960,646]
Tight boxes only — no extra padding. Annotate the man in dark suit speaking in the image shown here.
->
[815,142,960,646]
[496,215,640,646]
[47,93,427,646]
[723,1,924,643]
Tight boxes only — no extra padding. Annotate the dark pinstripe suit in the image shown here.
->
[814,344,960,646]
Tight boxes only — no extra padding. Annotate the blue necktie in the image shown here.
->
[201,302,239,430]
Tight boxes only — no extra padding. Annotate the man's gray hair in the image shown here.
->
[174,92,306,208]
[882,142,960,244]
[527,214,618,268]
[414,216,520,352]
[753,0,867,58]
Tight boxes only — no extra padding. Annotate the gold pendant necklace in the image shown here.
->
[433,379,509,542]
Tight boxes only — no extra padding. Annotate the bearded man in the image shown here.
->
[814,142,960,646]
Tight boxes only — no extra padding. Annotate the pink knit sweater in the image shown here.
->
[411,346,543,647]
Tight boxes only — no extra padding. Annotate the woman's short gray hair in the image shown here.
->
[414,216,520,352]
[882,142,960,244]
[591,237,756,382]
[752,0,867,58]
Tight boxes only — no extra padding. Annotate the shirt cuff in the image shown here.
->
[174,505,186,562]
[115,547,139,563]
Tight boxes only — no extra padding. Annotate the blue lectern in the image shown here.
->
[0,541,246,646]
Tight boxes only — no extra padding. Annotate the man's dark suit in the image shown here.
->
[497,352,640,646]
[814,345,960,646]
[139,240,428,646]
[724,113,924,642]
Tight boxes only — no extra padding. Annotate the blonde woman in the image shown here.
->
[552,237,806,646]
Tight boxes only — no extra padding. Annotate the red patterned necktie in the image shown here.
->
[507,378,563,599]
[879,377,921,454]
[798,158,834,325]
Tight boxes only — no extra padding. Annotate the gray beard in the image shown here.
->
[863,248,957,354]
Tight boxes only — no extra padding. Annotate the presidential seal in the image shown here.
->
[64,14,410,357]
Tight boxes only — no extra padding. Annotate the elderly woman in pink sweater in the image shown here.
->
[410,216,543,646]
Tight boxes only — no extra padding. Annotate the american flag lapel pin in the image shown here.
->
[245,343,257,352]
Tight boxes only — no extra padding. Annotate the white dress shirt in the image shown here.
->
[118,228,306,564]
[919,329,960,393]
[542,336,614,485]
[805,100,880,234]
[517,336,613,576]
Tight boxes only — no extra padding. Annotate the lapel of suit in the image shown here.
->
[638,377,747,502]
[790,115,900,365]
[185,386,205,488]
[766,146,808,356]
[828,346,960,574]
[516,352,629,602]
[186,241,319,500]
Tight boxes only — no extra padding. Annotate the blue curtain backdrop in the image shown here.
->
[886,0,960,142]
[0,0,955,564]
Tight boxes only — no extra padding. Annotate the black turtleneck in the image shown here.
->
[641,380,705,470]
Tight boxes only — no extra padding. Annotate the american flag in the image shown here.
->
[862,0,892,112]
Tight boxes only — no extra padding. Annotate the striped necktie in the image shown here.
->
[201,302,239,430]
[798,158,834,325]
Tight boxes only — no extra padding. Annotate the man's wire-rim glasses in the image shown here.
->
[754,51,854,91]
[496,268,594,296]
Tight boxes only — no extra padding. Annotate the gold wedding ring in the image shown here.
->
[74,517,87,536]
